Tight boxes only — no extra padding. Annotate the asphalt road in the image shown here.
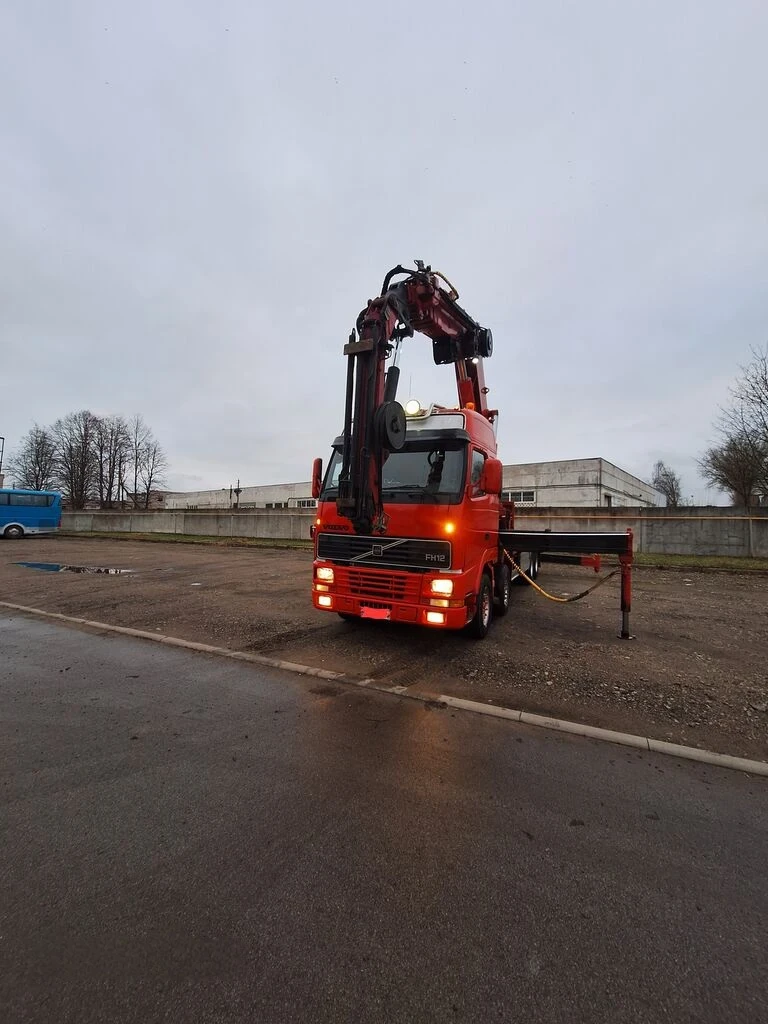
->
[2,614,766,1024]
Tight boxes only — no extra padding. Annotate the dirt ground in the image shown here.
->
[2,536,767,761]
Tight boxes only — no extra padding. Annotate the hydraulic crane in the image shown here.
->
[311,261,634,639]
[336,262,495,535]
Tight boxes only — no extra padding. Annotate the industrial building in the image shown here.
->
[166,458,660,510]
[502,458,659,508]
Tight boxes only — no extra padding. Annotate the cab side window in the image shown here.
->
[470,450,486,496]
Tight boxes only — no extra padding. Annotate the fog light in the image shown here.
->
[318,595,333,608]
[426,611,446,625]
[316,566,334,583]
[430,578,453,596]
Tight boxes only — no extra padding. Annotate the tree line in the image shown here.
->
[651,347,767,507]
[6,411,168,510]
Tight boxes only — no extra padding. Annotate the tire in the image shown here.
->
[494,562,511,616]
[528,552,539,581]
[3,525,24,539]
[467,573,493,639]
[513,551,539,585]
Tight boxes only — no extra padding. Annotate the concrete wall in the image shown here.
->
[60,506,768,558]
[514,506,768,558]
[63,509,314,542]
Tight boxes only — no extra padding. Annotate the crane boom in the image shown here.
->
[336,262,495,535]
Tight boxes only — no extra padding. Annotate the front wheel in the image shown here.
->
[3,525,24,539]
[467,573,493,639]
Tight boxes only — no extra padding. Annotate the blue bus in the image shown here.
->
[0,489,62,539]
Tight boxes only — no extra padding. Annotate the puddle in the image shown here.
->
[16,562,133,575]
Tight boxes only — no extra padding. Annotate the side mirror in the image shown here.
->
[311,458,323,500]
[481,457,503,496]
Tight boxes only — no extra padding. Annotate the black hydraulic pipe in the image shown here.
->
[383,365,400,404]
[380,265,416,296]
[337,351,356,507]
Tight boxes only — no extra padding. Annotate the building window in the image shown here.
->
[296,498,318,509]
[604,494,612,508]
[503,489,536,505]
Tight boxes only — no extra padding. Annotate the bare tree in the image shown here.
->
[138,440,168,508]
[94,415,130,509]
[51,410,99,509]
[736,345,768,442]
[127,414,151,508]
[8,410,168,510]
[6,425,57,490]
[700,346,768,505]
[652,460,684,507]
[699,432,767,506]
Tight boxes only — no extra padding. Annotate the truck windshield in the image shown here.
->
[322,443,467,505]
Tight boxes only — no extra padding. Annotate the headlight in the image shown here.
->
[316,566,334,583]
[430,578,453,596]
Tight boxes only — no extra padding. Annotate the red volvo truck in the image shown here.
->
[310,262,633,639]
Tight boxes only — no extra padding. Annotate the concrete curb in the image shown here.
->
[0,601,345,683]
[438,696,768,776]
[2,601,767,778]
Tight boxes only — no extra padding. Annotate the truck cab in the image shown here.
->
[312,403,508,634]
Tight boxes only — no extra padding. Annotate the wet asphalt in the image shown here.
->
[2,613,766,1024]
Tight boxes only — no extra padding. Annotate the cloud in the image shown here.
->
[2,1,767,503]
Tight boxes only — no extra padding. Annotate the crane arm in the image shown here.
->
[336,262,495,534]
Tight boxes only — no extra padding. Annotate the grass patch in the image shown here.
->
[59,531,313,551]
[633,552,768,572]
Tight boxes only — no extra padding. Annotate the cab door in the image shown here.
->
[465,448,498,592]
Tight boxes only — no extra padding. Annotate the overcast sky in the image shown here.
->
[2,1,767,501]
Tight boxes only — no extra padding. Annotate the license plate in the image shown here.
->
[360,607,391,620]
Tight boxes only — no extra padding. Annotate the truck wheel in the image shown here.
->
[467,573,493,639]
[494,563,511,616]
[513,551,539,585]
[3,525,24,539]
[528,552,539,580]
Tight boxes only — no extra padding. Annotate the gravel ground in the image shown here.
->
[2,535,767,760]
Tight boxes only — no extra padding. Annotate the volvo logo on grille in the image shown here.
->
[372,545,383,557]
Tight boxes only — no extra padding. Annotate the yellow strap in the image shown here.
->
[504,550,619,604]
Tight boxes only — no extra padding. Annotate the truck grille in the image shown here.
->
[317,533,452,571]
[334,567,421,604]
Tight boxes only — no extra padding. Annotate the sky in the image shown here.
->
[2,1,767,502]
